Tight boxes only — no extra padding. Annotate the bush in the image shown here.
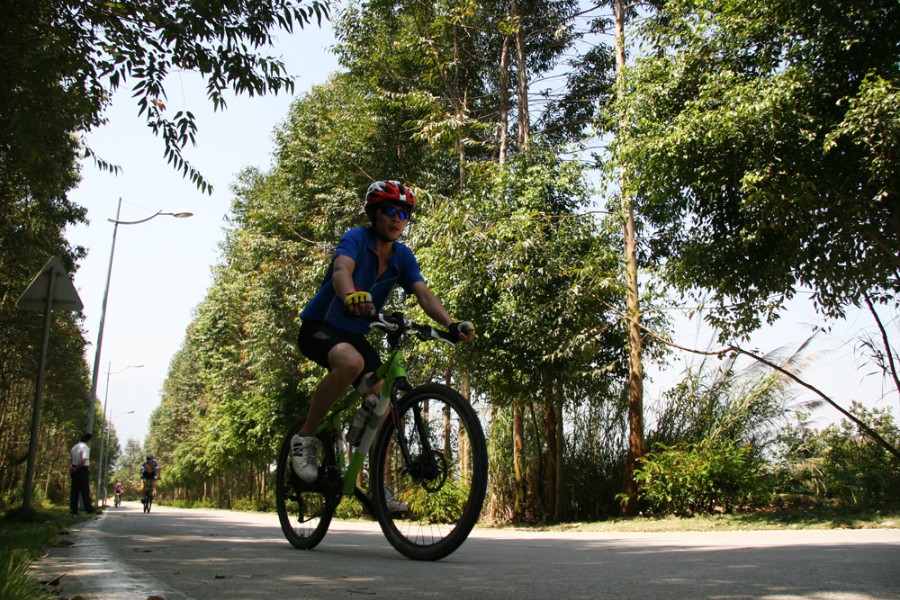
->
[632,440,766,516]
[334,496,366,520]
[770,404,900,504]
[819,404,900,503]
[231,497,274,513]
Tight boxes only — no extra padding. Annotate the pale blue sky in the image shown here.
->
[63,15,895,449]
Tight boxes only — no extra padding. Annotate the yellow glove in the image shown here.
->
[344,291,372,307]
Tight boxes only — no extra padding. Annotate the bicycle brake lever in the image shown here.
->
[370,314,399,332]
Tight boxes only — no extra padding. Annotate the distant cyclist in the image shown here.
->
[140,453,159,504]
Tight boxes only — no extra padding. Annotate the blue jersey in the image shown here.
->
[141,460,158,480]
[300,226,424,334]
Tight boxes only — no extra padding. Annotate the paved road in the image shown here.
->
[35,502,900,600]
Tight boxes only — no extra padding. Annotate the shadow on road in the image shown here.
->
[37,503,900,600]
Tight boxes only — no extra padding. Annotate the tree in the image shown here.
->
[0,0,329,194]
[118,438,146,497]
[609,0,900,338]
[150,1,651,522]
[0,183,89,509]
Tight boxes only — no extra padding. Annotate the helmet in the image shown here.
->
[146,453,153,460]
[365,180,416,212]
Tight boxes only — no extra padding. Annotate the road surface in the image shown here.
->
[34,502,900,599]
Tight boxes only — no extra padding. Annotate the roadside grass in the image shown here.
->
[0,506,95,600]
[501,502,900,533]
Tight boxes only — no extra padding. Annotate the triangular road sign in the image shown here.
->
[16,256,84,311]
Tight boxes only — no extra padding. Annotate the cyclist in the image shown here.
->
[140,453,159,504]
[292,180,474,489]
[113,480,123,505]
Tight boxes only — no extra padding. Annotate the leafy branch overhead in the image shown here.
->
[607,0,900,338]
[2,0,330,196]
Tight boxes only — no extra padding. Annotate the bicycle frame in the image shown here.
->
[317,342,411,498]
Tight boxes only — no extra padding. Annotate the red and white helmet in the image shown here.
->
[365,180,416,212]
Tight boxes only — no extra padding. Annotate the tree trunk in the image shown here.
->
[615,0,645,516]
[544,399,557,519]
[498,36,511,165]
[526,398,545,518]
[511,0,530,151]
[513,399,525,521]
[459,373,471,481]
[555,399,564,521]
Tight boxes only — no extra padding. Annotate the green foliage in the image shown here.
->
[607,0,900,337]
[418,148,630,400]
[632,440,766,516]
[1,0,329,194]
[0,506,79,600]
[0,548,48,600]
[147,2,636,523]
[769,404,900,504]
[817,404,900,503]
[651,344,818,451]
[402,477,471,524]
[334,496,366,520]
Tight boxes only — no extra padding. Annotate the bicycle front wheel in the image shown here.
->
[371,383,488,561]
[275,424,339,550]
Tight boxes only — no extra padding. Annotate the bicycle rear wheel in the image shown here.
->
[275,424,339,550]
[371,383,488,561]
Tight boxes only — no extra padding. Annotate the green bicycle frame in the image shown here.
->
[317,346,409,497]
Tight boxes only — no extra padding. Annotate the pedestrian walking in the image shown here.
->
[69,433,94,514]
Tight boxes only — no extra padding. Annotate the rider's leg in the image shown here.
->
[292,343,366,481]
[298,343,365,437]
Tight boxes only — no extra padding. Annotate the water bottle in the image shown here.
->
[346,395,377,446]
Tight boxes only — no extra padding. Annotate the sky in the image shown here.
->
[62,13,896,450]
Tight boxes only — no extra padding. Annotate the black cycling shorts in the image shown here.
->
[297,320,381,386]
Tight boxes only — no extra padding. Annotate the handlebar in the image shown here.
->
[370,312,474,346]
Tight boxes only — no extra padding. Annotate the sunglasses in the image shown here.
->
[380,205,410,221]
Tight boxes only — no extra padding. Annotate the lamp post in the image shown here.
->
[102,409,134,506]
[96,362,142,506]
[86,198,192,435]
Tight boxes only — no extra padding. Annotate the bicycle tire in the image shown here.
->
[275,423,339,550]
[371,383,488,561]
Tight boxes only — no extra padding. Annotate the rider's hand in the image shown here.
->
[344,291,376,317]
[448,321,475,343]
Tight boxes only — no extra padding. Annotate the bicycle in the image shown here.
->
[113,490,122,508]
[141,478,157,513]
[276,311,487,561]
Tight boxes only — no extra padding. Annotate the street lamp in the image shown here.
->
[102,409,135,506]
[86,198,192,435]
[96,362,142,505]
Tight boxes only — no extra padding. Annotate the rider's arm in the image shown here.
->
[333,255,374,317]
[332,255,358,299]
[410,281,452,327]
[410,282,475,343]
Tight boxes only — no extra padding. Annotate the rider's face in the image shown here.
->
[373,203,409,241]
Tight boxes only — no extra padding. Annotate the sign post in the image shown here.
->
[16,256,84,511]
